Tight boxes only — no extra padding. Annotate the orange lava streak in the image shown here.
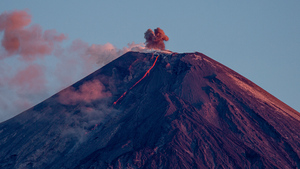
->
[85,123,99,135]
[113,55,160,105]
[130,55,159,90]
[113,91,127,105]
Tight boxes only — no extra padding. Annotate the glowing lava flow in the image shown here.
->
[130,55,159,90]
[85,123,99,135]
[113,91,127,105]
[113,55,160,105]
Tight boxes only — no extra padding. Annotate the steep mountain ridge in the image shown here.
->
[0,51,299,168]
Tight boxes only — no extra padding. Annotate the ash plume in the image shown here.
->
[0,10,66,60]
[58,79,111,105]
[144,27,169,50]
[0,10,145,122]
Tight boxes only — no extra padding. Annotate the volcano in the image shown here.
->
[0,51,299,168]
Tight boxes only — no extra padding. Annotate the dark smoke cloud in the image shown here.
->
[58,79,111,105]
[0,10,66,60]
[144,27,169,50]
[0,10,31,30]
[0,10,145,122]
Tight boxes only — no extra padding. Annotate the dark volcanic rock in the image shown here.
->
[0,51,300,168]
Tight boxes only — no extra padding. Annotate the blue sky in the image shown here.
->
[0,1,299,121]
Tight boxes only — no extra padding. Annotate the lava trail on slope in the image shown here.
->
[113,54,160,105]
[1,51,300,168]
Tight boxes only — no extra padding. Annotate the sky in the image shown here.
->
[0,1,299,122]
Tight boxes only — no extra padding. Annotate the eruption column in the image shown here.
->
[113,54,160,105]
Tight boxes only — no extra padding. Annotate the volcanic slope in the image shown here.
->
[0,51,300,168]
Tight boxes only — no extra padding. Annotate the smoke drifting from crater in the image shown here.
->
[58,79,111,105]
[0,10,145,122]
[144,27,169,50]
[0,10,66,60]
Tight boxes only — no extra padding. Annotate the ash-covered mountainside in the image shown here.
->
[0,51,300,169]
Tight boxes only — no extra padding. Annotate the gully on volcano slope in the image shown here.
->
[113,53,160,105]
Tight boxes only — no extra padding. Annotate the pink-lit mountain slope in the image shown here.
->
[0,51,299,168]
